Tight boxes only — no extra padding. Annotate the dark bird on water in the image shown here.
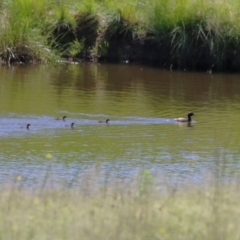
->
[20,124,31,130]
[98,119,110,124]
[174,112,195,122]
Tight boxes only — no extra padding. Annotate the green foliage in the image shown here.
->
[74,0,98,15]
[138,169,154,196]
[1,175,240,239]
[144,0,240,70]
[0,0,58,62]
[47,0,77,29]
[0,0,239,69]
[68,38,85,57]
[92,40,109,57]
[102,0,146,40]
[98,40,109,56]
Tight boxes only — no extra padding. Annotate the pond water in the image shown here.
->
[0,63,240,189]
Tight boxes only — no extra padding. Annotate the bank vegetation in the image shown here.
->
[1,170,240,240]
[1,0,240,71]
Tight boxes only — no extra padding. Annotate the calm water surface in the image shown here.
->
[0,63,240,188]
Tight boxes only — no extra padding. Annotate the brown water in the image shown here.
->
[0,63,240,188]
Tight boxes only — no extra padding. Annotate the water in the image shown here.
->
[0,63,240,188]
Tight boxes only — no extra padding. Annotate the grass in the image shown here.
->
[0,0,240,70]
[145,0,240,70]
[0,0,59,63]
[1,169,240,240]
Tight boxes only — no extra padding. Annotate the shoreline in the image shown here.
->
[1,0,240,72]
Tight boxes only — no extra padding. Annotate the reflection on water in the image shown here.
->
[0,63,240,188]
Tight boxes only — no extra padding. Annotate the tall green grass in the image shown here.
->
[146,0,240,70]
[0,0,240,70]
[0,0,57,63]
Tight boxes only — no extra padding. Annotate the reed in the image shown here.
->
[145,0,240,70]
[0,0,240,70]
[0,0,59,63]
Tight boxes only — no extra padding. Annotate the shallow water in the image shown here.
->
[0,63,240,188]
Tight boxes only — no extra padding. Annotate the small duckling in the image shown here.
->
[98,119,110,124]
[55,116,67,121]
[174,112,195,122]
